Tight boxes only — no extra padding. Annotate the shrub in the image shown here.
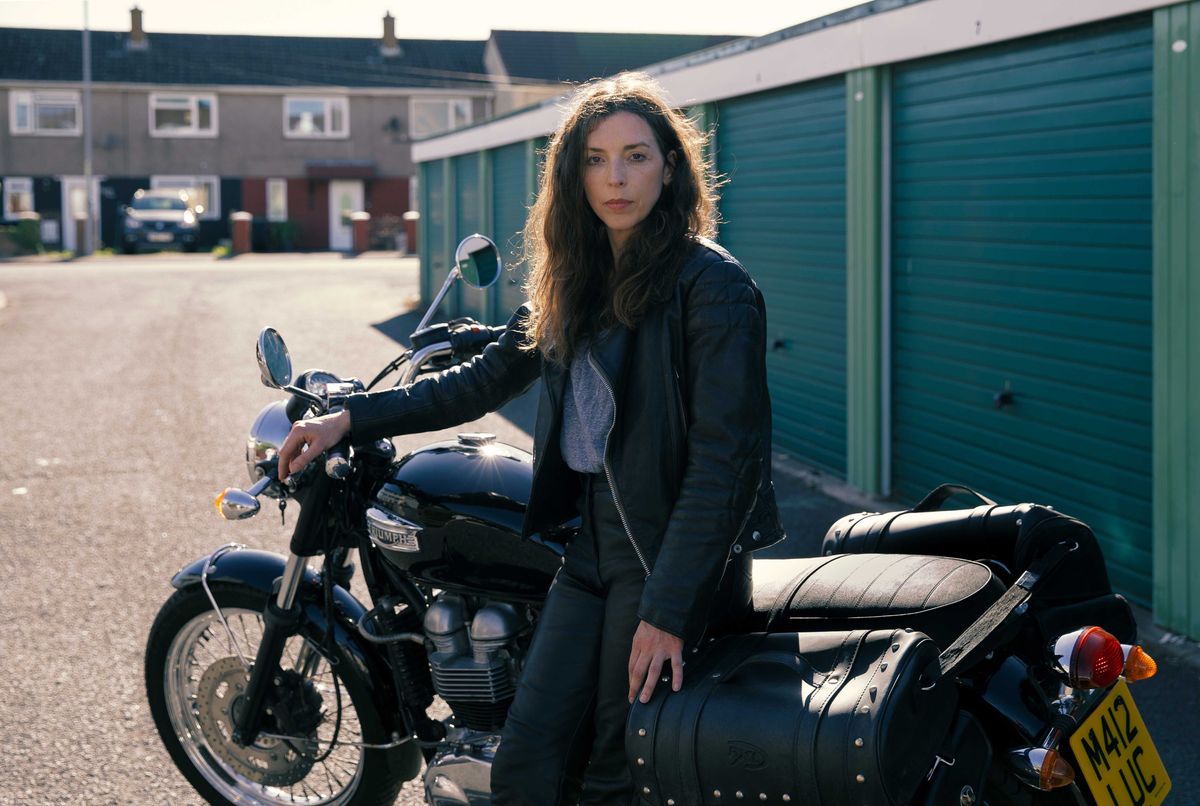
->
[13,217,41,252]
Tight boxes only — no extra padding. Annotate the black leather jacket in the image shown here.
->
[347,237,782,644]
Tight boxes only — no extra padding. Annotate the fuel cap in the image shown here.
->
[457,432,496,447]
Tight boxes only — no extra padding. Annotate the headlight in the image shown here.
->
[246,401,294,494]
[182,211,197,226]
[125,217,142,229]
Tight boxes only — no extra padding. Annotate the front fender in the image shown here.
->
[171,546,409,741]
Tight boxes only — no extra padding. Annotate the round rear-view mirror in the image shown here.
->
[455,234,501,290]
[256,327,293,389]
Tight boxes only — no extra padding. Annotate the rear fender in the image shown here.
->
[170,546,409,740]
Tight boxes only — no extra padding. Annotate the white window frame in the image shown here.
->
[409,97,473,140]
[148,93,218,138]
[266,178,288,222]
[2,177,34,220]
[283,96,349,139]
[9,90,81,136]
[151,175,221,221]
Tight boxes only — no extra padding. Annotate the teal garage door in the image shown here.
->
[492,141,530,320]
[716,78,848,476]
[454,154,487,321]
[890,17,1153,601]
[422,160,449,307]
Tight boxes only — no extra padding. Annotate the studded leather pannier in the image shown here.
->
[626,628,956,806]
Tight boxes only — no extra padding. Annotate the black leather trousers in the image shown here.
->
[491,475,753,805]
[491,474,645,805]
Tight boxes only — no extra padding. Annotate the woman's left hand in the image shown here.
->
[628,620,684,704]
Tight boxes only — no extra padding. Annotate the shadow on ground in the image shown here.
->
[371,310,424,347]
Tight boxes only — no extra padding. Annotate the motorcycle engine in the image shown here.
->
[422,594,528,805]
[423,593,526,732]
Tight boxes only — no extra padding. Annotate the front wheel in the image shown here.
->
[145,582,414,805]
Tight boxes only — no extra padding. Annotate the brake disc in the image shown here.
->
[195,656,316,787]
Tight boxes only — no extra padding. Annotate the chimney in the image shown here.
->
[381,12,401,57]
[128,6,147,50]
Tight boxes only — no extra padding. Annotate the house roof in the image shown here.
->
[0,27,489,89]
[488,30,742,85]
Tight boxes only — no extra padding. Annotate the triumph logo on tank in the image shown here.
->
[727,740,767,770]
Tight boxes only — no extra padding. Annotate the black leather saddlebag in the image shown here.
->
[626,628,956,806]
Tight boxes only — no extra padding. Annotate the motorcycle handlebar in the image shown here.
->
[325,437,351,480]
[449,321,505,358]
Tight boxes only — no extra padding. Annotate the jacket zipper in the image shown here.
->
[588,350,652,577]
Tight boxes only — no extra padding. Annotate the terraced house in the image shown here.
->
[0,7,735,253]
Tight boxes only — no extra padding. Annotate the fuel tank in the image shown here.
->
[367,433,568,602]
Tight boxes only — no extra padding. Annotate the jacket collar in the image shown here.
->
[543,324,632,400]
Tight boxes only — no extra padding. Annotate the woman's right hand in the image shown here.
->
[277,409,351,483]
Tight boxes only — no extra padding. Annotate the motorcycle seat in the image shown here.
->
[743,553,1005,648]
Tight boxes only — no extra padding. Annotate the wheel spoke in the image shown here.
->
[158,599,369,805]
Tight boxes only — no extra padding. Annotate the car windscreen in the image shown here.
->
[132,197,188,211]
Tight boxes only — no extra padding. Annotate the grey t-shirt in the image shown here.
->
[560,341,614,474]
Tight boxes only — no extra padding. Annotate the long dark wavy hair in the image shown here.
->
[521,72,721,364]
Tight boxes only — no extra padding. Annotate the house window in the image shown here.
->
[2,177,34,220]
[267,179,288,222]
[9,91,81,135]
[151,175,221,220]
[284,97,349,138]
[149,93,218,137]
[410,98,472,139]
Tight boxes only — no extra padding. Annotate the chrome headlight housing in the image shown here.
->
[246,400,294,495]
[125,217,142,229]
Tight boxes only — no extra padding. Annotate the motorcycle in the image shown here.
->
[145,234,1171,806]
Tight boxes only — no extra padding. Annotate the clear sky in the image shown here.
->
[0,0,864,40]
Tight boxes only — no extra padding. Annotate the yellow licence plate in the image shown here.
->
[1068,679,1171,806]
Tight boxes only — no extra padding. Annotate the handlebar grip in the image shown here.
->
[325,439,351,480]
[450,323,505,357]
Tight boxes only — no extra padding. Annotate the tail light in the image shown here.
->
[1051,626,1124,689]
[1007,747,1076,790]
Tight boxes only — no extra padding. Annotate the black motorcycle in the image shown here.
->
[145,235,1171,806]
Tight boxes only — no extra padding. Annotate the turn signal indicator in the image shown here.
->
[1122,644,1158,682]
[1008,747,1076,791]
[214,489,230,517]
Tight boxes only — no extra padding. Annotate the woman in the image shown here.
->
[277,72,780,805]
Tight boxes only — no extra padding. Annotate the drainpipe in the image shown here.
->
[82,0,94,255]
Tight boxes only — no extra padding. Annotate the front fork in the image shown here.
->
[230,552,318,747]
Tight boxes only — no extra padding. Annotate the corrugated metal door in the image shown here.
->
[492,141,529,320]
[423,160,449,307]
[454,154,486,321]
[890,17,1154,601]
[716,79,848,476]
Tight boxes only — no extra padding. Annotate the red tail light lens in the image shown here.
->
[1053,627,1124,689]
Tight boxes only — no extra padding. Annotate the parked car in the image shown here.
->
[120,188,203,253]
